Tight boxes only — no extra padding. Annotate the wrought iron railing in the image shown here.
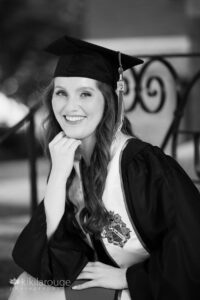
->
[0,102,42,214]
[0,53,200,214]
[124,53,200,184]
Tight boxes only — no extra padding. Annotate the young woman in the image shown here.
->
[11,36,200,300]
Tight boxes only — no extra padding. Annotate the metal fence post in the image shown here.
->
[27,112,38,215]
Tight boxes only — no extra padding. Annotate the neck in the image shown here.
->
[79,135,96,166]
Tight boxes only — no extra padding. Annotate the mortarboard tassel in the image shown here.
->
[115,52,125,135]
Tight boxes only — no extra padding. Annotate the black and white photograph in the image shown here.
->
[0,1,200,299]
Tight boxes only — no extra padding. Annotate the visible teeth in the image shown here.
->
[65,116,85,121]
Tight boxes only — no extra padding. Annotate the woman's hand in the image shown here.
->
[49,131,81,181]
[73,261,128,290]
[44,131,81,238]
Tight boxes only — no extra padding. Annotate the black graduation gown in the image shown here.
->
[12,138,200,299]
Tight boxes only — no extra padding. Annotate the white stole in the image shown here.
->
[71,132,150,300]
[101,132,150,300]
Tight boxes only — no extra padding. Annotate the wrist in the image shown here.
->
[121,268,128,289]
[50,168,69,184]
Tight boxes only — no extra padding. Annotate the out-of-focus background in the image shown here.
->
[0,0,200,298]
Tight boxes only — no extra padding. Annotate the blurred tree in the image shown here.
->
[0,0,85,103]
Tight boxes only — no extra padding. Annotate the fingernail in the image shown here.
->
[72,286,78,289]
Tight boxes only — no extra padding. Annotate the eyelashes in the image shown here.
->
[80,92,92,98]
[54,90,92,98]
[54,90,67,97]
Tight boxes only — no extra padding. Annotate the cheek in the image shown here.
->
[91,97,105,121]
[95,107,104,123]
[51,101,62,126]
[97,102,105,122]
[51,99,62,116]
[51,99,57,114]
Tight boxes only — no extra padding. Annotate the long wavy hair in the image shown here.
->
[42,79,133,236]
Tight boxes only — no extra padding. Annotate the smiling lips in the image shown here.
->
[64,115,86,123]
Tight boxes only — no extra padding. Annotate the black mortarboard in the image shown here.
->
[45,35,143,88]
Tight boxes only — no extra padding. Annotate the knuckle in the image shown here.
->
[87,262,94,268]
[92,262,98,268]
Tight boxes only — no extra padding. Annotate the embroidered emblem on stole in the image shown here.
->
[101,211,131,247]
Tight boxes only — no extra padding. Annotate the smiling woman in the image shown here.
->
[52,77,105,145]
[10,35,200,300]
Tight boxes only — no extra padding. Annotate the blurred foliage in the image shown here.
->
[0,0,85,103]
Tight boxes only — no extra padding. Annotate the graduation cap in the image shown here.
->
[45,35,143,88]
[45,35,143,133]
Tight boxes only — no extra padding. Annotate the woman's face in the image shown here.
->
[52,77,105,142]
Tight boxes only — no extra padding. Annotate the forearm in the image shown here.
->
[12,199,91,284]
[44,170,68,239]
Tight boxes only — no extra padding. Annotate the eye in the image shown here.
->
[80,91,92,98]
[54,89,67,97]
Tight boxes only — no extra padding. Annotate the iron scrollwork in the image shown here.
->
[124,54,200,183]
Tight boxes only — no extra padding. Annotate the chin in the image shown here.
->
[63,130,87,140]
[62,124,96,140]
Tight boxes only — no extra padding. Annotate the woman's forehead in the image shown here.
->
[54,77,98,89]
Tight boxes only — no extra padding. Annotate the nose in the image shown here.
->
[65,96,79,111]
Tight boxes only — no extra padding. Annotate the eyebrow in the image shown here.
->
[54,85,67,90]
[54,85,95,91]
[77,87,95,92]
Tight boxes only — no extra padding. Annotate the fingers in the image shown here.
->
[49,131,81,149]
[48,131,82,179]
[69,139,82,152]
[73,262,127,290]
[76,262,108,280]
[82,261,106,271]
[76,272,94,280]
[58,139,81,152]
[72,280,100,290]
[86,261,103,267]
[49,131,65,145]
[55,137,75,147]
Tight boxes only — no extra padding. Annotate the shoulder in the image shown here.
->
[121,138,191,183]
[121,138,171,177]
[121,138,149,165]
[121,137,198,192]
